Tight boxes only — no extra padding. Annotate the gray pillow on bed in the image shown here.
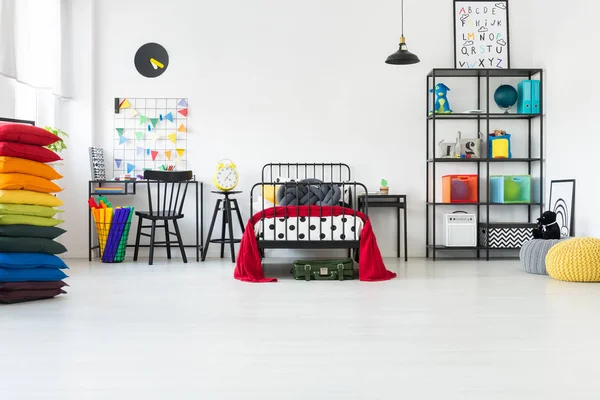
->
[277,179,341,206]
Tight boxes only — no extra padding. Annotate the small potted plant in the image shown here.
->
[43,126,69,154]
[380,178,389,194]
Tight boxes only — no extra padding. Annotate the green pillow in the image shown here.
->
[0,225,66,239]
[0,237,66,254]
[0,215,63,227]
[0,203,62,218]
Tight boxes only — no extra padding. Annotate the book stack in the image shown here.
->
[93,187,124,194]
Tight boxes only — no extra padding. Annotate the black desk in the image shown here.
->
[88,180,203,262]
[358,194,408,261]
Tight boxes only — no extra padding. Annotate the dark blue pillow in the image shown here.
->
[0,267,68,282]
[0,253,68,269]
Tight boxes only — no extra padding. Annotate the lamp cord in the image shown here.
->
[401,0,404,37]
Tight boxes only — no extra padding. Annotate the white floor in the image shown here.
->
[2,257,600,399]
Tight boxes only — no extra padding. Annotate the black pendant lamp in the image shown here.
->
[385,0,420,65]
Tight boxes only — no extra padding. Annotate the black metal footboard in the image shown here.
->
[250,163,368,252]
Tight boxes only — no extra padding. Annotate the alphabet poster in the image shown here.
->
[454,0,510,69]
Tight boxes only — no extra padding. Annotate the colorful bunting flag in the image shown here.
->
[168,133,177,144]
[115,159,122,168]
[116,128,125,136]
[164,112,173,122]
[151,150,159,161]
[178,108,188,117]
[178,99,187,107]
[137,146,144,156]
[119,135,128,145]
[164,150,172,161]
[129,108,140,117]
[150,118,159,128]
[177,124,186,132]
[152,133,159,142]
[140,115,147,125]
[135,132,144,141]
[119,99,131,109]
[127,163,135,174]
[176,149,185,158]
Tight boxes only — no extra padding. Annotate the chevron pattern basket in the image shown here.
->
[479,223,536,249]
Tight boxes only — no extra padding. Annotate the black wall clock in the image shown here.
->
[134,42,169,78]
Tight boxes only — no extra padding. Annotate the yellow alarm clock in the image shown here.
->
[213,159,239,191]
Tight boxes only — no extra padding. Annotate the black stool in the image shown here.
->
[202,191,245,263]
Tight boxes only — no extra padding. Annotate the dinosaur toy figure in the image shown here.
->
[430,83,453,114]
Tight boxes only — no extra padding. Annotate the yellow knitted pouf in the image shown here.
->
[546,238,600,282]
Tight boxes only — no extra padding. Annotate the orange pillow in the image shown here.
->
[0,173,62,193]
[0,157,62,180]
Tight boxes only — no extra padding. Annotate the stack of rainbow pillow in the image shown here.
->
[0,123,68,304]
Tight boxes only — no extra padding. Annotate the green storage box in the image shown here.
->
[292,259,356,281]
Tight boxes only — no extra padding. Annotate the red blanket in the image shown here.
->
[234,206,397,282]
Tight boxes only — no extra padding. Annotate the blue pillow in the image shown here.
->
[0,267,68,282]
[0,253,68,269]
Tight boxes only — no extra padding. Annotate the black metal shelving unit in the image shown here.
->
[426,68,544,260]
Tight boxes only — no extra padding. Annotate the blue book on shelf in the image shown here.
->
[517,80,532,114]
[531,80,540,114]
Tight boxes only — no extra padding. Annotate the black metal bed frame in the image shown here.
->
[250,163,368,253]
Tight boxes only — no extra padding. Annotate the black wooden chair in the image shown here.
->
[133,170,193,265]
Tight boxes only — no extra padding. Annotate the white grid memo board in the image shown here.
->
[113,97,188,177]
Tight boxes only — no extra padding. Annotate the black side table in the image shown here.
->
[202,191,245,263]
[358,194,408,261]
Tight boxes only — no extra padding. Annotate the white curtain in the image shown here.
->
[0,0,72,126]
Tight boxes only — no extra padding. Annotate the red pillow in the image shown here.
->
[0,123,61,146]
[0,142,61,163]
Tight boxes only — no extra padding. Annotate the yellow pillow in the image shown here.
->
[0,190,63,207]
[0,173,62,193]
[261,184,279,205]
[0,156,63,180]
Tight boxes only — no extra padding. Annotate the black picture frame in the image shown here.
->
[89,147,107,181]
[549,179,576,238]
[453,0,510,69]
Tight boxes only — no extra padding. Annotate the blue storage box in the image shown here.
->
[490,175,531,204]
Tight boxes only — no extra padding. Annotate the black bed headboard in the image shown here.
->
[261,163,351,183]
[0,117,35,126]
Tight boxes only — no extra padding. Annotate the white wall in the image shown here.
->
[73,0,538,259]
[532,0,599,237]
[57,0,94,257]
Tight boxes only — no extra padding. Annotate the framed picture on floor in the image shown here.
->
[453,0,510,69]
[549,179,576,238]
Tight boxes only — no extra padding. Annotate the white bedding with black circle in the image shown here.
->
[255,215,364,241]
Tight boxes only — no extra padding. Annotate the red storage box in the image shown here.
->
[442,174,478,203]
